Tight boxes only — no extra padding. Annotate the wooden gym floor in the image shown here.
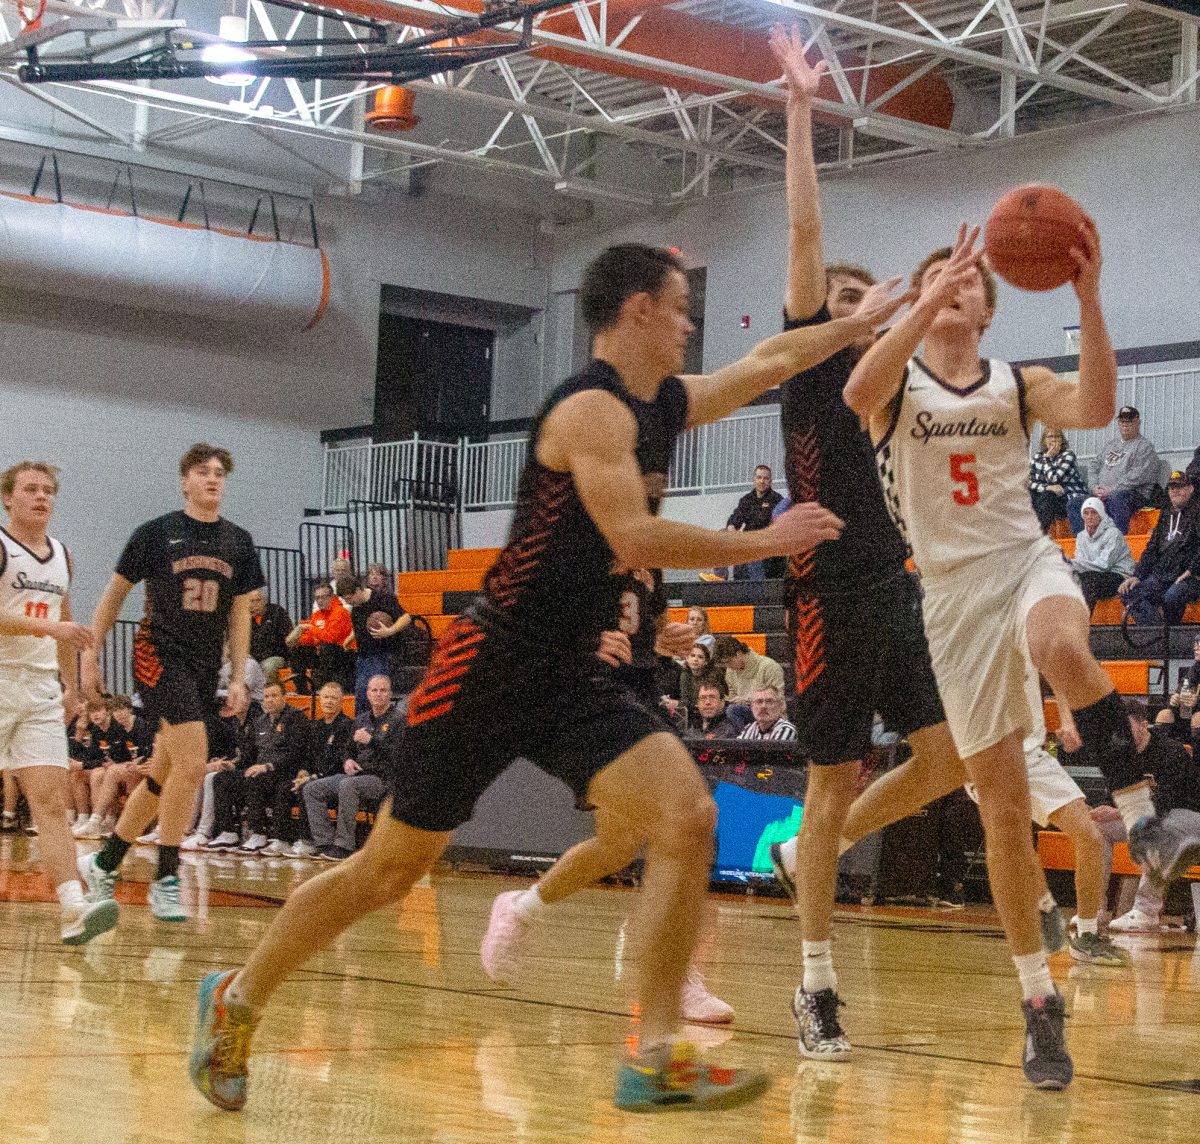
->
[1,834,1199,1143]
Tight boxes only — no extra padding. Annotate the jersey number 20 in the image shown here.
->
[950,453,979,506]
[182,577,219,613]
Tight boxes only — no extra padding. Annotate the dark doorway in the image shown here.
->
[374,314,493,443]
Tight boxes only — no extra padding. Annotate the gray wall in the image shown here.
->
[549,107,1200,374]
[0,151,550,614]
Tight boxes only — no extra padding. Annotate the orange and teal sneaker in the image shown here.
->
[614,1040,770,1112]
[189,970,258,1111]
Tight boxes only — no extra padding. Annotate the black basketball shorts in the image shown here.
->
[134,638,217,729]
[788,571,945,766]
[391,613,675,833]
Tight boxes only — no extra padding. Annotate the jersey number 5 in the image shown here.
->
[950,453,979,506]
[182,577,219,613]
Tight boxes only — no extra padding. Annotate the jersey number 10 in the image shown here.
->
[24,601,49,620]
[182,577,219,613]
[950,453,979,506]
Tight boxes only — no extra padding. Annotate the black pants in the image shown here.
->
[1076,569,1124,612]
[212,769,311,841]
[1030,489,1069,533]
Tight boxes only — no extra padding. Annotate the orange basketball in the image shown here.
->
[984,185,1089,292]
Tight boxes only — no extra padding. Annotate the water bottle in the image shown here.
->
[1180,673,1194,720]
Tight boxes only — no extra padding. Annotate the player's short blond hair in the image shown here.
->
[1,461,60,500]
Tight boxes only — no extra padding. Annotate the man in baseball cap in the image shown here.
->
[1076,404,1162,533]
[1118,469,1200,625]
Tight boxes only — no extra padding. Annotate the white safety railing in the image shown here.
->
[322,363,1200,512]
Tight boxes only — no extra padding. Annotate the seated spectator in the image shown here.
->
[73,698,135,838]
[218,643,266,705]
[1118,470,1200,626]
[341,574,410,713]
[1029,428,1087,533]
[1154,634,1200,739]
[208,681,312,855]
[112,694,154,760]
[684,684,743,740]
[65,699,92,822]
[725,464,784,580]
[183,688,258,849]
[304,675,402,860]
[676,642,724,721]
[1097,700,1199,933]
[1071,497,1135,611]
[683,606,716,657]
[714,634,785,724]
[737,686,798,741]
[1071,406,1161,533]
[287,583,354,693]
[248,587,293,683]
[366,563,392,593]
[330,554,354,600]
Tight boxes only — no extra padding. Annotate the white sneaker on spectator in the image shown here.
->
[205,832,240,850]
[262,839,289,857]
[72,814,104,839]
[240,834,269,853]
[1108,908,1161,933]
[136,827,160,845]
[287,840,315,859]
[181,833,209,851]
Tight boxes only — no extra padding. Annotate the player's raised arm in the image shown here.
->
[540,389,843,569]
[683,287,909,429]
[845,226,980,426]
[770,22,828,322]
[1022,220,1116,432]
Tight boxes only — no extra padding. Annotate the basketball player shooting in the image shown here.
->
[845,220,1200,1088]
[78,445,263,923]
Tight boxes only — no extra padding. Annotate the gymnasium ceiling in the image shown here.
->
[0,0,1196,214]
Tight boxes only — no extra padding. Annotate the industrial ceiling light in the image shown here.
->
[203,14,254,87]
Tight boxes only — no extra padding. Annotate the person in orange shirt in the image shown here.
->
[286,584,354,692]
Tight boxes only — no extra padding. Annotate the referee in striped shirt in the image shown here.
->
[737,686,798,741]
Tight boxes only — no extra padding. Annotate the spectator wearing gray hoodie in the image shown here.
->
[1071,497,1136,612]
[1069,406,1161,533]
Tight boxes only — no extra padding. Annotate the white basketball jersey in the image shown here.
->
[0,528,71,673]
[875,357,1043,578]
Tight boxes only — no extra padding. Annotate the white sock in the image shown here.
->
[802,939,837,994]
[224,972,255,1011]
[1039,891,1057,913]
[1076,917,1098,936]
[1113,785,1156,835]
[1013,950,1055,1001]
[56,880,86,913]
[514,884,546,919]
[778,835,797,872]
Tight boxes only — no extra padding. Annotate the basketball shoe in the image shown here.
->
[792,988,850,1060]
[1021,991,1072,1090]
[190,970,258,1111]
[614,1041,769,1112]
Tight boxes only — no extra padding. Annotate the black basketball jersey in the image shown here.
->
[781,307,908,594]
[116,510,264,678]
[481,360,688,644]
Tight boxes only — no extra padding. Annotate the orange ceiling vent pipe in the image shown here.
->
[366,85,420,132]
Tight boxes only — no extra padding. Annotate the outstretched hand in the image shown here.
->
[768,23,826,102]
[765,502,844,557]
[842,277,915,340]
[916,224,983,314]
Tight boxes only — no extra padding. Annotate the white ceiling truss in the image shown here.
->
[0,0,1196,208]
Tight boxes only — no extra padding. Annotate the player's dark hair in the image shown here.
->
[179,443,234,478]
[1,461,60,500]
[824,263,876,289]
[335,574,361,598]
[755,465,772,476]
[912,247,997,311]
[579,244,685,335]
